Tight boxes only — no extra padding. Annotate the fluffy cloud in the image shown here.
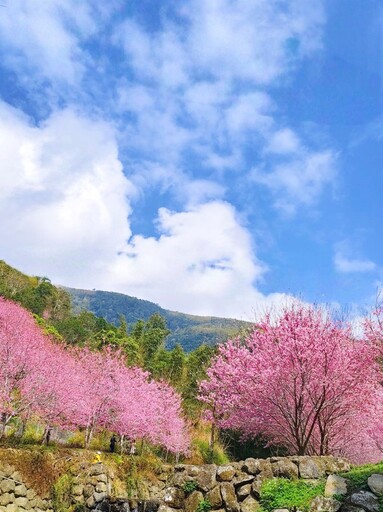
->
[334,252,377,274]
[0,103,291,318]
[107,201,290,318]
[0,102,133,284]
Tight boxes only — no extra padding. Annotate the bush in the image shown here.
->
[183,480,198,495]
[260,478,325,512]
[196,499,212,512]
[339,462,383,491]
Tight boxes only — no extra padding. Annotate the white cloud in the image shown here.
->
[334,252,377,274]
[182,0,324,85]
[0,0,101,84]
[252,148,337,214]
[106,201,290,318]
[0,103,294,319]
[0,102,133,284]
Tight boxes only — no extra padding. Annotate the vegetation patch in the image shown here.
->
[260,478,325,512]
[338,461,383,492]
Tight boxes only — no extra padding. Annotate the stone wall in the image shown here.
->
[0,456,352,512]
[160,456,351,512]
[0,462,53,512]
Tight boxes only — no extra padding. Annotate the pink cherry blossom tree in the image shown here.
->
[0,298,50,436]
[200,305,382,463]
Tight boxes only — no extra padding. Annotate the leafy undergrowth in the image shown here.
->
[338,461,383,492]
[260,478,325,512]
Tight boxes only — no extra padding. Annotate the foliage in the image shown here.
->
[193,439,229,465]
[52,473,76,512]
[0,298,190,454]
[260,478,325,512]
[200,305,383,462]
[196,499,212,512]
[68,287,250,351]
[338,461,383,491]
[183,480,198,495]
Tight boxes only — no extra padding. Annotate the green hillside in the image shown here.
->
[67,287,251,351]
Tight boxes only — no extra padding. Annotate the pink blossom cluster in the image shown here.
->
[200,305,383,464]
[0,298,190,454]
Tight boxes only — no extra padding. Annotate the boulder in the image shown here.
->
[14,497,29,509]
[221,482,240,512]
[299,458,326,479]
[163,487,185,509]
[323,458,351,474]
[206,486,223,509]
[0,494,12,507]
[233,472,254,488]
[237,484,251,500]
[310,496,341,512]
[243,459,272,476]
[14,484,27,497]
[367,475,383,496]
[0,480,15,494]
[217,466,236,482]
[349,491,379,512]
[158,506,179,512]
[184,491,204,512]
[90,464,107,476]
[240,495,260,512]
[325,475,347,497]
[272,459,299,479]
[195,466,217,492]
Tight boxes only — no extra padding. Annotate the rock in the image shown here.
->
[240,495,260,512]
[367,475,383,496]
[0,494,12,507]
[158,506,179,512]
[324,458,351,474]
[195,466,217,492]
[83,484,95,498]
[349,491,379,512]
[206,486,223,508]
[14,483,27,497]
[237,484,251,500]
[243,459,272,476]
[217,466,236,482]
[5,505,18,512]
[221,482,240,512]
[94,491,108,503]
[325,475,347,497]
[90,463,107,476]
[339,506,366,512]
[86,495,96,509]
[26,489,36,500]
[184,491,204,512]
[163,487,185,508]
[233,472,254,488]
[0,480,15,494]
[10,472,22,483]
[14,496,30,508]
[299,458,326,479]
[310,496,341,512]
[272,459,299,479]
[96,482,108,493]
[272,509,289,512]
[97,474,109,484]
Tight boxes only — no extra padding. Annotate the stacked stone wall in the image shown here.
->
[0,462,53,512]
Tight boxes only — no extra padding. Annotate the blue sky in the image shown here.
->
[0,0,381,319]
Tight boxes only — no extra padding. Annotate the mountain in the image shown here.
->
[67,287,251,351]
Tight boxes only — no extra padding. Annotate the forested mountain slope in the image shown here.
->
[67,287,250,351]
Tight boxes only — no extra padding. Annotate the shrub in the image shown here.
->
[197,499,211,512]
[183,480,198,495]
[260,478,325,512]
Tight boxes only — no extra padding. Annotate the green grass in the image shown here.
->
[260,478,326,512]
[338,462,383,492]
